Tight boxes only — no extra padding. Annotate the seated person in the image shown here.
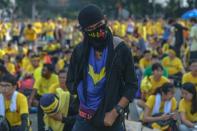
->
[143,83,177,131]
[0,74,30,131]
[139,50,152,73]
[182,60,197,90]
[139,63,169,109]
[162,48,185,85]
[179,83,197,131]
[40,88,78,131]
[143,55,168,78]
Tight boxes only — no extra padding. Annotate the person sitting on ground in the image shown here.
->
[162,47,185,86]
[143,55,168,78]
[139,50,152,73]
[182,60,197,90]
[139,63,169,109]
[179,83,197,131]
[0,74,30,131]
[40,88,78,131]
[143,83,177,131]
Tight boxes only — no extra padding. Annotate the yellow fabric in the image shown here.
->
[182,72,197,89]
[162,43,170,54]
[6,62,16,75]
[88,65,106,85]
[139,58,151,70]
[5,92,29,126]
[45,22,55,37]
[11,26,20,36]
[33,22,42,34]
[24,28,37,41]
[4,48,18,56]
[146,22,154,36]
[141,76,170,98]
[152,123,169,131]
[22,57,32,73]
[146,95,177,114]
[33,66,42,82]
[0,49,5,59]
[162,56,184,75]
[56,59,65,71]
[44,88,70,131]
[33,73,59,95]
[119,24,126,37]
[179,99,197,122]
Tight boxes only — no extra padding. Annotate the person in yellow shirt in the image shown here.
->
[3,42,18,56]
[0,74,29,131]
[23,24,37,51]
[182,60,197,89]
[162,48,185,76]
[162,48,185,86]
[40,88,77,131]
[3,55,16,75]
[139,50,152,72]
[139,63,169,109]
[29,64,59,131]
[143,83,177,131]
[179,83,197,131]
[45,19,55,41]
[33,20,43,36]
[11,22,20,45]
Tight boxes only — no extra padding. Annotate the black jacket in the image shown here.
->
[66,37,138,129]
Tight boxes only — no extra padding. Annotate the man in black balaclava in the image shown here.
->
[67,4,138,131]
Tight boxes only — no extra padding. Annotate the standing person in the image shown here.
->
[189,18,197,62]
[67,4,138,131]
[171,19,188,57]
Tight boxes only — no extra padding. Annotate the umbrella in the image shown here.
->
[182,9,197,19]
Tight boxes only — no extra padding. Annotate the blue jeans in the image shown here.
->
[72,116,124,131]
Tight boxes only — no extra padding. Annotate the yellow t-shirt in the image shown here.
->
[22,57,32,73]
[178,99,197,122]
[139,58,151,70]
[24,28,37,41]
[33,66,42,82]
[4,48,18,56]
[146,95,177,113]
[6,62,16,75]
[141,76,170,97]
[33,22,42,35]
[45,22,55,37]
[0,49,5,59]
[11,26,20,36]
[5,92,29,126]
[56,59,65,72]
[33,73,60,95]
[162,57,184,75]
[182,72,197,88]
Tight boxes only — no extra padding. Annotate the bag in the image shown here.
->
[150,113,178,131]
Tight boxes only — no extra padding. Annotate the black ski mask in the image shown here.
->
[78,4,109,51]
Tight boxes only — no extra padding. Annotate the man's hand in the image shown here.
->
[104,108,119,127]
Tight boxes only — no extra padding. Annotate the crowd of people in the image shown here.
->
[0,4,197,131]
